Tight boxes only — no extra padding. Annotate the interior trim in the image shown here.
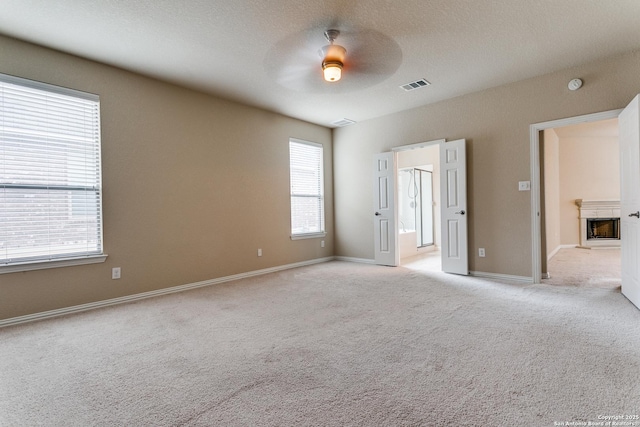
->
[469,271,533,284]
[334,256,375,264]
[547,244,578,261]
[0,255,108,275]
[391,139,445,152]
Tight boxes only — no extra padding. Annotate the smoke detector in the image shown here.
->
[568,78,583,91]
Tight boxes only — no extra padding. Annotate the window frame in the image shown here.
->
[0,73,107,274]
[289,138,326,240]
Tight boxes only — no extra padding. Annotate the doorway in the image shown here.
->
[374,138,468,274]
[396,143,441,270]
[530,109,623,284]
[541,118,621,288]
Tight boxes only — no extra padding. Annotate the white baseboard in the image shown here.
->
[0,257,335,328]
[469,271,533,284]
[547,244,578,261]
[334,256,376,264]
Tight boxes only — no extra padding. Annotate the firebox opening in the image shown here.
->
[586,218,620,240]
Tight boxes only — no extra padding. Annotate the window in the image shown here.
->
[289,138,325,239]
[0,74,105,272]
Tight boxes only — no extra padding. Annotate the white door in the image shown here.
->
[373,152,398,266]
[619,95,640,310]
[439,139,469,275]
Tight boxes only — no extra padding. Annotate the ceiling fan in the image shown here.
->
[264,26,402,93]
[320,29,346,82]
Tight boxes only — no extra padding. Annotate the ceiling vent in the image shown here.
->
[400,78,431,92]
[331,118,356,127]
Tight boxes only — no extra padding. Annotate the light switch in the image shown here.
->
[518,181,531,191]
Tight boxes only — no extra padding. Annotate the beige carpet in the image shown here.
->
[544,247,621,289]
[1,261,639,426]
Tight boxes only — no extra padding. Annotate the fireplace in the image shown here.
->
[586,218,620,240]
[575,199,621,248]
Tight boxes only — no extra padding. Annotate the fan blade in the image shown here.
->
[265,26,402,93]
[341,28,403,76]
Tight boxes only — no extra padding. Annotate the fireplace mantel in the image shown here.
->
[575,199,620,248]
[575,199,620,212]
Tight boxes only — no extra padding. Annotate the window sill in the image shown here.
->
[291,232,326,241]
[0,254,108,275]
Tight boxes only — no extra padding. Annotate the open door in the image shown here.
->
[619,95,640,310]
[373,152,398,266]
[439,139,469,275]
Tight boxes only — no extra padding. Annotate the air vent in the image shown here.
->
[400,78,431,92]
[331,118,356,127]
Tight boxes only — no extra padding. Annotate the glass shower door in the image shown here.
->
[415,169,434,247]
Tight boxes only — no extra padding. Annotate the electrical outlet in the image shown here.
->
[112,267,121,279]
[518,181,531,191]
[478,248,485,257]
[257,248,262,257]
[321,240,325,248]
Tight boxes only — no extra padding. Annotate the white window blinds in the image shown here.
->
[0,74,103,265]
[289,139,325,238]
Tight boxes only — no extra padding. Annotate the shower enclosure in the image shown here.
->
[398,168,434,248]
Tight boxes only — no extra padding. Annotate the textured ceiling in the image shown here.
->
[1,1,640,127]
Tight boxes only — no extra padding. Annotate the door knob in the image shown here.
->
[375,212,381,216]
[629,211,640,218]
[454,210,466,215]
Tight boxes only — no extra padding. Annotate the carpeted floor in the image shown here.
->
[1,261,638,426]
[544,247,621,289]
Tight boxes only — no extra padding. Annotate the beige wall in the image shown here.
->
[558,133,620,245]
[334,50,640,278]
[0,35,333,320]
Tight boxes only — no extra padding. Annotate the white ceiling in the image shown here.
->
[1,1,640,128]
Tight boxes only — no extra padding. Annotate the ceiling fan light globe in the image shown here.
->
[322,61,342,82]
